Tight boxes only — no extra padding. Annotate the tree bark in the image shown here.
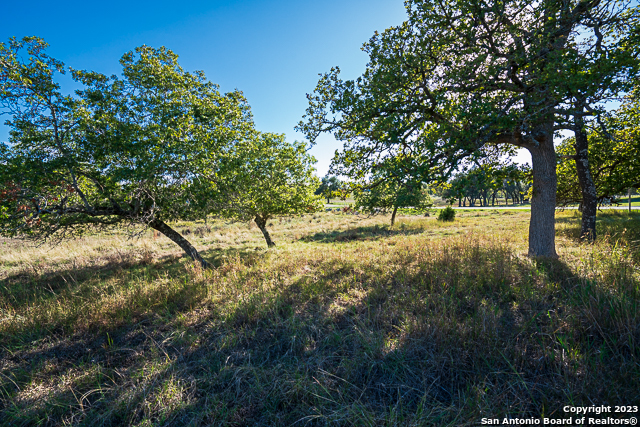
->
[527,125,558,258]
[390,205,398,227]
[573,112,597,242]
[149,218,210,268]
[255,215,276,247]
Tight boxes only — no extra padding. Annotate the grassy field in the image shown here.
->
[1,209,639,426]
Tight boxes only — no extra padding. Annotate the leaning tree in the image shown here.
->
[299,0,639,257]
[0,38,254,268]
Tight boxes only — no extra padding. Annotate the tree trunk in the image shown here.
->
[629,188,632,212]
[255,215,276,247]
[527,125,558,258]
[390,205,398,227]
[149,219,210,268]
[573,113,597,242]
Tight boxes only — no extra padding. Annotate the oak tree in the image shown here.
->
[299,0,638,257]
[0,38,253,268]
[213,132,322,247]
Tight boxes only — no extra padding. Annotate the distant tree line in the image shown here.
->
[436,164,531,208]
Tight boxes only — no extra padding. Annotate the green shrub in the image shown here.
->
[438,206,456,221]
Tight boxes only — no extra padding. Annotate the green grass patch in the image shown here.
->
[1,211,639,425]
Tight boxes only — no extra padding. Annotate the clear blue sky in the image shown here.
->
[0,0,413,176]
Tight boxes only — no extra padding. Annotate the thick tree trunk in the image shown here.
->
[390,205,398,227]
[573,114,597,242]
[255,215,276,247]
[527,125,558,258]
[149,219,210,268]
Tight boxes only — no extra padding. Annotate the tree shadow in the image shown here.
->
[0,245,269,313]
[2,239,639,425]
[301,223,426,243]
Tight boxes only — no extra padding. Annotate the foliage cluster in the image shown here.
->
[437,206,456,221]
[353,175,432,226]
[314,175,343,203]
[0,37,320,263]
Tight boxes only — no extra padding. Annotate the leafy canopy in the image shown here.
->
[0,38,253,244]
[214,132,322,223]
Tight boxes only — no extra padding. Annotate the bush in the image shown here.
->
[438,206,456,221]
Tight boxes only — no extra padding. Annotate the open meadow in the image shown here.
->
[1,210,639,426]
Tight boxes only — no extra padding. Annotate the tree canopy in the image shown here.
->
[213,132,322,247]
[299,0,639,257]
[315,176,343,204]
[354,176,431,226]
[0,37,294,267]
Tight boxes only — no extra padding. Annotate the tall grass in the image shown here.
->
[0,210,638,426]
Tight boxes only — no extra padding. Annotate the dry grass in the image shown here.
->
[0,210,639,426]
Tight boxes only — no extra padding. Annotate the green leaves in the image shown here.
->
[0,39,255,243]
[557,91,640,206]
[214,132,322,225]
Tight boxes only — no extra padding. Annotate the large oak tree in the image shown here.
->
[299,0,638,257]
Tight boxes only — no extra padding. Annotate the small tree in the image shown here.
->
[214,133,322,247]
[354,177,431,226]
[437,206,455,222]
[315,176,342,204]
[0,38,254,268]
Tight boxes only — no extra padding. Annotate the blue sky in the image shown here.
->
[0,0,415,175]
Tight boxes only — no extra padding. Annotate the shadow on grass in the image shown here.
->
[0,245,268,314]
[301,223,426,243]
[557,211,640,249]
[1,237,639,426]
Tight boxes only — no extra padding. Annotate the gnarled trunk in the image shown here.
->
[255,215,276,247]
[149,218,210,268]
[573,112,597,242]
[527,125,558,258]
